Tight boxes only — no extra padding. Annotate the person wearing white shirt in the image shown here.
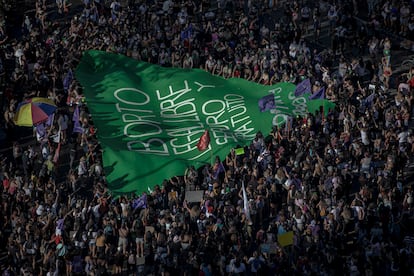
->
[229,257,246,274]
[247,251,264,274]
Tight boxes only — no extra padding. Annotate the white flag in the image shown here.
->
[242,181,251,223]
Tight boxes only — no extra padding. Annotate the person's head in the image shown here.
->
[215,156,220,163]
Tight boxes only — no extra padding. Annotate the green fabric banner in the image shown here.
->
[75,50,335,196]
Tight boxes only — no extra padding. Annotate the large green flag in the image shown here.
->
[75,50,335,196]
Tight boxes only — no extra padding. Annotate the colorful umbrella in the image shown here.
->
[14,97,57,127]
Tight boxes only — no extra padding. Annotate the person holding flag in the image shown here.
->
[212,155,227,183]
[197,129,229,185]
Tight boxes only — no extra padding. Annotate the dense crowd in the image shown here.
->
[1,0,414,275]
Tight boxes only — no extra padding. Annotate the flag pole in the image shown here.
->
[321,104,325,123]
[208,128,212,165]
[286,116,290,139]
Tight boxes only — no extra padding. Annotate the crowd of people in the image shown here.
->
[1,0,414,275]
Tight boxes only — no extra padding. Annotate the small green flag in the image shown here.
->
[234,148,245,155]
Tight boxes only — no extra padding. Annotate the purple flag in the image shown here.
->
[363,92,375,108]
[132,193,147,210]
[46,113,54,127]
[63,69,73,92]
[73,105,79,122]
[258,94,275,112]
[36,123,46,139]
[72,105,83,134]
[180,24,193,40]
[73,121,83,134]
[56,218,65,230]
[309,87,325,100]
[213,162,226,179]
[294,78,311,97]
